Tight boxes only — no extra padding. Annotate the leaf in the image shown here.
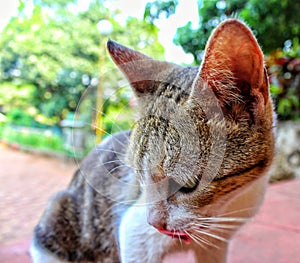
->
[270,84,282,95]
[278,98,292,116]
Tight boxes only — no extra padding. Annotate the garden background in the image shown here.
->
[0,0,300,262]
[0,0,299,171]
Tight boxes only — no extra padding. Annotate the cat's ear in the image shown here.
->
[107,40,175,97]
[194,19,269,121]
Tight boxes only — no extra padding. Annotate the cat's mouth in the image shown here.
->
[157,228,191,244]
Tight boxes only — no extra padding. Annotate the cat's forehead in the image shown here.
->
[130,112,215,184]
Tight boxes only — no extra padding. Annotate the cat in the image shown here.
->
[30,19,275,263]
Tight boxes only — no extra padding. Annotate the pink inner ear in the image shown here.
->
[233,43,262,88]
[200,19,265,94]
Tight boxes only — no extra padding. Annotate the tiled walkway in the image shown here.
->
[229,176,300,263]
[0,145,300,263]
[0,145,76,262]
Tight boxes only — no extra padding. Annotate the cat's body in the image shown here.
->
[31,19,275,263]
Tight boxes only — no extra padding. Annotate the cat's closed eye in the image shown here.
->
[169,177,199,194]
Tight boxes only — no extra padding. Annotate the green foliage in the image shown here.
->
[240,0,300,53]
[33,0,75,7]
[144,0,300,64]
[1,126,64,152]
[174,0,248,62]
[102,88,135,135]
[6,108,36,127]
[0,82,36,110]
[4,106,59,127]
[103,108,134,135]
[144,0,178,24]
[0,2,101,119]
[0,0,164,126]
[266,40,300,120]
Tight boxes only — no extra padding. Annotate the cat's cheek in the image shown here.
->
[162,249,197,263]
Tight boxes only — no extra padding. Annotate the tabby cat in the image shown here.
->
[30,19,275,263]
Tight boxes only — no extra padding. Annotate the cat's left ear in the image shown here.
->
[193,19,270,121]
[107,40,177,97]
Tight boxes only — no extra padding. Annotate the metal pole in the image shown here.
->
[95,38,105,144]
[95,19,112,144]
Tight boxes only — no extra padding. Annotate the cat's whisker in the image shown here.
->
[189,222,233,233]
[185,227,216,249]
[138,174,147,186]
[199,224,239,236]
[185,204,253,213]
[94,160,130,168]
[101,202,120,218]
[201,222,242,230]
[90,163,127,174]
[209,227,236,236]
[94,149,128,160]
[91,105,130,132]
[99,164,129,175]
[200,217,249,223]
[186,220,233,242]
[90,124,107,135]
[176,229,183,247]
[189,232,217,250]
[94,159,126,167]
[185,205,255,222]
[100,110,134,134]
[91,124,128,149]
[157,163,164,172]
[101,199,135,217]
[187,233,207,249]
[82,164,133,195]
[192,227,229,244]
[215,206,257,217]
[185,216,247,239]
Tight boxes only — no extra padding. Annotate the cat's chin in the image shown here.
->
[157,228,192,244]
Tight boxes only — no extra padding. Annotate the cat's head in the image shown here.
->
[108,19,275,244]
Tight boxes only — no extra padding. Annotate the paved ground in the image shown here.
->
[229,177,300,263]
[0,144,300,263]
[0,145,76,262]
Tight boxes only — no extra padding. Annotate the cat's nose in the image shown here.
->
[147,203,168,230]
[147,212,167,230]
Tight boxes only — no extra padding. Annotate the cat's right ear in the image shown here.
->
[107,40,174,97]
[192,19,271,124]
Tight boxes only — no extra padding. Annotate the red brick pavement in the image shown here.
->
[0,145,300,263]
[0,145,76,262]
[229,177,300,263]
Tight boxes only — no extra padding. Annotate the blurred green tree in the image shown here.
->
[0,0,164,124]
[145,0,300,63]
[144,0,178,24]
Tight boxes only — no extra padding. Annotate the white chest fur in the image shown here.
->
[119,193,162,263]
[118,193,199,263]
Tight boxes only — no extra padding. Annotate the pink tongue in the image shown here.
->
[158,229,191,244]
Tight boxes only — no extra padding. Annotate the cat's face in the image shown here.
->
[108,19,275,244]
